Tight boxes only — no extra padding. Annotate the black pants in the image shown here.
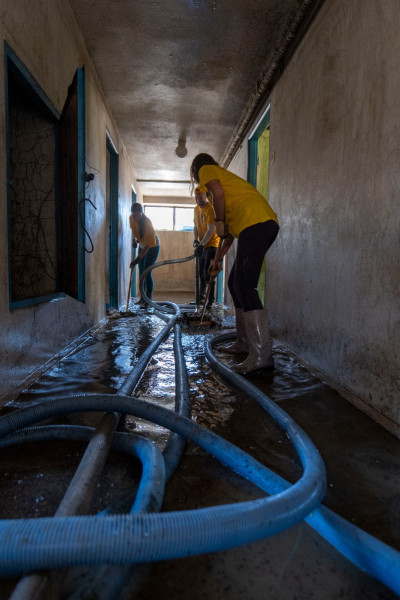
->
[228,220,279,311]
[199,246,217,303]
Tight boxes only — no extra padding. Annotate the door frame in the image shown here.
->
[106,133,119,310]
[247,103,270,186]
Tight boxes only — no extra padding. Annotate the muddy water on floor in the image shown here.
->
[3,308,332,474]
[4,308,399,522]
[2,307,311,496]
[1,308,399,600]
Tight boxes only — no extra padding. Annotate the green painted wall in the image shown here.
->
[256,127,270,305]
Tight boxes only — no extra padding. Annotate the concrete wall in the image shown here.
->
[0,0,140,399]
[263,0,400,433]
[151,231,195,292]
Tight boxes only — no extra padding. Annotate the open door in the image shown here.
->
[58,68,86,301]
[106,134,119,310]
[247,105,270,306]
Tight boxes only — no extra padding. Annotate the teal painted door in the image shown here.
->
[106,137,119,310]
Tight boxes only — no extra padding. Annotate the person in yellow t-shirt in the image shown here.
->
[129,203,160,302]
[190,153,279,374]
[193,188,220,307]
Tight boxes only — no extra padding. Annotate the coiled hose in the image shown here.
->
[0,254,333,593]
[0,426,166,515]
[0,391,326,576]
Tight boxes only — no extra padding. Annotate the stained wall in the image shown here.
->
[0,0,140,398]
[236,0,400,433]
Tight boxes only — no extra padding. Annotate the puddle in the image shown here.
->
[1,306,400,600]
[2,308,323,470]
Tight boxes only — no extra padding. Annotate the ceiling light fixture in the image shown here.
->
[175,139,187,158]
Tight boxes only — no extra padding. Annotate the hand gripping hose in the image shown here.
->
[206,332,400,596]
[0,393,326,576]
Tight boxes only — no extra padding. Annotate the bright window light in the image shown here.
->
[144,206,173,230]
[175,207,194,231]
[144,206,194,231]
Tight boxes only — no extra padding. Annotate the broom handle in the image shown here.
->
[125,266,134,312]
[200,238,224,322]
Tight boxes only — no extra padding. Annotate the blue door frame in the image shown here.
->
[130,188,137,298]
[76,67,86,302]
[247,104,270,306]
[5,44,86,308]
[247,104,270,186]
[107,136,119,310]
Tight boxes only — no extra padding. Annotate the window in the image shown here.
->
[144,206,174,230]
[144,205,194,231]
[175,207,194,231]
[5,43,86,308]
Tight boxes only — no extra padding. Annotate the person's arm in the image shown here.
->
[131,216,157,267]
[208,234,234,278]
[193,224,199,246]
[199,223,215,247]
[205,179,227,238]
[205,179,224,219]
[130,215,138,248]
[130,245,150,268]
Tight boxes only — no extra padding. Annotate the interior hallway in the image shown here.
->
[0,296,398,599]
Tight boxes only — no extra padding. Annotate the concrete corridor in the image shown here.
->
[0,296,398,599]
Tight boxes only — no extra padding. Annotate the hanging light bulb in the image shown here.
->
[175,139,187,158]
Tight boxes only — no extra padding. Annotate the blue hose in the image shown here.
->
[0,425,166,515]
[138,254,195,314]
[0,393,325,576]
[206,332,400,596]
[162,323,191,478]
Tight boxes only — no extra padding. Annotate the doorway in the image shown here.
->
[247,105,271,306]
[130,187,137,299]
[106,135,119,310]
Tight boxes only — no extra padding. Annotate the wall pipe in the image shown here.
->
[206,331,400,595]
[220,0,320,167]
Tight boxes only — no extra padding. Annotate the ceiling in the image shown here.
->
[68,0,321,198]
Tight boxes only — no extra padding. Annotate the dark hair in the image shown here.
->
[131,203,145,238]
[190,153,219,188]
[131,202,143,214]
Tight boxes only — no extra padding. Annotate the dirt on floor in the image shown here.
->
[0,303,399,600]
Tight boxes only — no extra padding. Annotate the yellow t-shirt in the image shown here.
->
[193,202,220,248]
[129,214,159,247]
[198,165,278,238]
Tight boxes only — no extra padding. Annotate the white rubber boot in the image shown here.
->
[221,308,248,354]
[236,309,274,374]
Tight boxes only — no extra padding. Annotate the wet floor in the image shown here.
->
[0,299,399,599]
